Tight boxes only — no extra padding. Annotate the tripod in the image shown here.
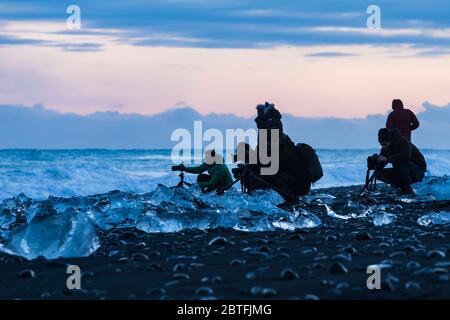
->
[216,166,250,195]
[175,171,192,189]
[359,169,377,196]
[217,166,306,206]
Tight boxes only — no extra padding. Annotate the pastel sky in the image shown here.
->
[1,0,450,118]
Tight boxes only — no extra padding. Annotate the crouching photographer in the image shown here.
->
[227,102,322,207]
[372,128,427,195]
[172,149,233,193]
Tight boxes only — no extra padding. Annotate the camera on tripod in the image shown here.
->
[367,154,383,171]
[231,163,245,176]
[171,164,185,172]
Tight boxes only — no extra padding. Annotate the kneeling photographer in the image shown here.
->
[172,149,233,193]
[372,128,427,195]
[231,102,322,207]
[231,142,270,193]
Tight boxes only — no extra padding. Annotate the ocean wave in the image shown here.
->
[0,149,449,200]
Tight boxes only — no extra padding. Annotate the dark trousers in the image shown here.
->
[376,161,424,189]
[197,174,215,192]
[265,171,311,202]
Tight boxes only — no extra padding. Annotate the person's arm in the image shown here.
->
[377,149,389,169]
[198,167,224,188]
[387,140,412,163]
[386,113,395,129]
[409,110,420,131]
[184,163,207,174]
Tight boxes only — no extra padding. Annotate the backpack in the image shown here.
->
[295,143,323,183]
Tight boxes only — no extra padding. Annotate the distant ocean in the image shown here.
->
[0,149,449,200]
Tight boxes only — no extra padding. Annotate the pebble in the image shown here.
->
[280,268,300,280]
[245,272,258,280]
[336,282,350,290]
[435,261,450,268]
[427,250,446,259]
[312,262,324,269]
[343,246,358,255]
[371,249,385,256]
[189,262,205,268]
[172,263,188,272]
[332,253,352,262]
[378,242,391,248]
[131,253,150,262]
[250,286,278,297]
[211,276,223,283]
[328,262,348,274]
[18,269,35,279]
[403,245,416,253]
[404,281,421,290]
[146,288,166,295]
[320,279,337,287]
[325,235,338,241]
[164,280,181,287]
[195,287,214,295]
[149,263,162,271]
[288,234,304,241]
[202,276,223,284]
[405,261,421,270]
[117,257,129,263]
[390,251,406,258]
[355,231,373,241]
[208,236,228,246]
[39,292,51,299]
[230,259,246,266]
[173,273,190,280]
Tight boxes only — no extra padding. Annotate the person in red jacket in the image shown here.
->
[386,99,420,141]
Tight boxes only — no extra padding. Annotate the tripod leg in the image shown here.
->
[359,170,371,196]
[216,175,243,195]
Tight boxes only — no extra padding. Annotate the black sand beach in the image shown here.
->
[0,185,449,300]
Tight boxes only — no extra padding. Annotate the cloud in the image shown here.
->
[305,51,358,58]
[1,102,449,149]
[1,0,450,49]
[415,48,450,56]
[0,34,45,45]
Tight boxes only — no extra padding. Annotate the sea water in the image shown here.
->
[0,149,449,259]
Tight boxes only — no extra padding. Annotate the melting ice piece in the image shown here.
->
[272,212,321,230]
[324,204,351,220]
[0,210,16,230]
[372,212,396,226]
[1,211,99,260]
[417,211,450,227]
[415,176,450,201]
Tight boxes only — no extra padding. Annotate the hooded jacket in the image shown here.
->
[386,102,420,141]
[379,129,427,172]
[184,155,233,189]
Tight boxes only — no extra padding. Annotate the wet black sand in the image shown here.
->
[0,185,449,300]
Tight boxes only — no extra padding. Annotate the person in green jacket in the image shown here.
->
[178,150,233,193]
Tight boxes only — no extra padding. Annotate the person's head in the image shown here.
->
[255,102,283,130]
[204,149,223,165]
[378,128,392,148]
[234,142,257,164]
[392,99,404,111]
